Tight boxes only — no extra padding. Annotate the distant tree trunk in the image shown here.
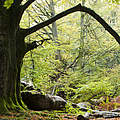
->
[77,0,85,70]
[50,0,61,61]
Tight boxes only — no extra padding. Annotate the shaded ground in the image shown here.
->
[0,111,120,120]
[91,118,120,120]
[0,111,76,120]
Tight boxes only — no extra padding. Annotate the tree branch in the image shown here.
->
[27,10,53,39]
[14,0,23,6]
[21,0,36,12]
[25,38,50,53]
[22,3,120,44]
[67,54,80,69]
[22,4,81,36]
[79,5,120,44]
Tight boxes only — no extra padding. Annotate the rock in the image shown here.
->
[90,110,120,118]
[21,81,34,91]
[111,108,120,112]
[21,91,66,111]
[21,81,42,93]
[89,98,104,106]
[50,95,67,110]
[77,115,89,120]
[77,102,91,111]
[72,103,78,108]
[84,112,91,118]
[77,109,120,119]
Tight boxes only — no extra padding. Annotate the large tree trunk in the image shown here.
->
[0,8,25,113]
[0,15,16,113]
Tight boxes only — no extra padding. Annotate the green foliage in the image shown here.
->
[73,81,113,102]
[4,0,14,9]
[65,102,84,115]
[20,0,120,107]
[111,0,120,4]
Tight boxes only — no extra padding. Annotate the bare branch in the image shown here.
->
[26,10,53,40]
[67,54,80,69]
[22,4,81,36]
[79,6,120,44]
[31,6,52,32]
[25,38,50,53]
[22,3,120,44]
[35,1,51,18]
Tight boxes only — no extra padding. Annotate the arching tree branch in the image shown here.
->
[22,3,120,44]
[21,0,36,12]
[22,4,81,36]
[78,5,120,44]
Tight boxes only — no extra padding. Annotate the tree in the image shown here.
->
[0,0,120,113]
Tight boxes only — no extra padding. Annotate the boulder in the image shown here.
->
[21,81,42,93]
[21,81,35,91]
[50,95,67,110]
[77,115,89,120]
[21,91,66,111]
[77,102,92,111]
[77,109,120,119]
[91,110,120,118]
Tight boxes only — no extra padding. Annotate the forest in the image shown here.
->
[0,0,120,119]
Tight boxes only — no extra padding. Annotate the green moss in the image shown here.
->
[8,97,26,112]
[0,98,8,114]
[0,96,27,114]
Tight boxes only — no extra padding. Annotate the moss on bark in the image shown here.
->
[0,98,8,114]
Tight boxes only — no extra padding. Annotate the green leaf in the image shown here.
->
[4,0,14,9]
[110,0,120,4]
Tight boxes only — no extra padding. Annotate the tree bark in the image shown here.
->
[0,13,17,113]
[0,7,26,113]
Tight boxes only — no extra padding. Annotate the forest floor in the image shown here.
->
[0,110,120,120]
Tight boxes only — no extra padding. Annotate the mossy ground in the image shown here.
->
[0,110,77,120]
[0,110,120,120]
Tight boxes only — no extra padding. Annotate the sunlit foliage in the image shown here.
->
[4,0,14,9]
[20,0,120,102]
